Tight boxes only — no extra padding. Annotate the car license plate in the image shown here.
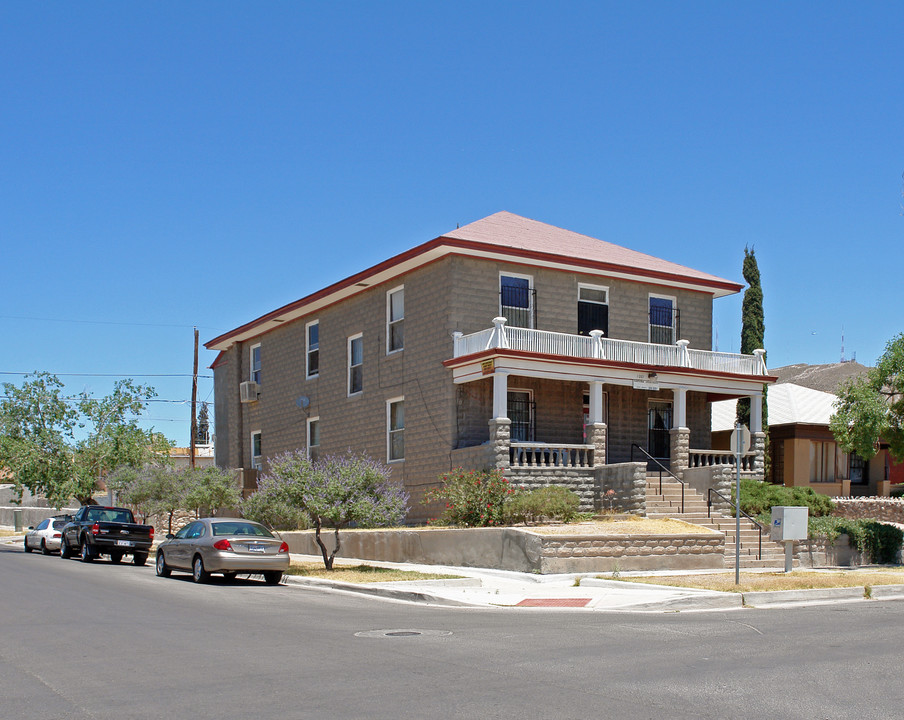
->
[116,540,133,547]
[247,544,265,553]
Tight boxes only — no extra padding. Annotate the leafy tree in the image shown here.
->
[108,463,183,532]
[181,466,241,518]
[737,246,768,428]
[257,450,408,569]
[0,373,78,508]
[74,379,167,497]
[831,332,904,462]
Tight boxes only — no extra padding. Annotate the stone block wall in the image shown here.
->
[595,462,646,514]
[507,467,598,511]
[682,465,733,514]
[831,497,904,524]
[538,533,724,573]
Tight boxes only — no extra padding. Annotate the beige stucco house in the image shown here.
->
[207,212,773,521]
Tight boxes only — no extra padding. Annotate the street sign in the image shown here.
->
[730,424,751,455]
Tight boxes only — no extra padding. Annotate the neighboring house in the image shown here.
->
[169,445,215,470]
[207,212,773,521]
[712,381,902,497]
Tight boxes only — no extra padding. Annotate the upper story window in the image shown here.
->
[577,284,609,336]
[387,286,404,353]
[500,273,535,328]
[387,398,404,461]
[251,431,262,470]
[250,344,262,384]
[649,295,678,345]
[307,417,320,461]
[348,334,363,395]
[306,320,319,378]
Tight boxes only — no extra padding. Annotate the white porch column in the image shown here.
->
[589,381,604,424]
[673,386,688,428]
[493,370,509,420]
[750,393,763,433]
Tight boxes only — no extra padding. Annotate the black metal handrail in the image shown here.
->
[631,443,684,514]
[707,488,763,560]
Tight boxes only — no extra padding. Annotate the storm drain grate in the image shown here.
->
[355,629,453,639]
[516,598,592,608]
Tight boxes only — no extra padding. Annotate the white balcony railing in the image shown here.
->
[452,318,768,376]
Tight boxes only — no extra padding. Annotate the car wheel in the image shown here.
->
[110,551,123,564]
[133,552,148,567]
[24,538,33,553]
[80,538,94,563]
[156,551,171,578]
[263,571,283,586]
[41,539,51,556]
[192,555,209,584]
[60,538,71,559]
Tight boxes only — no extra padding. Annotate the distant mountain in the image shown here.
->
[770,361,871,393]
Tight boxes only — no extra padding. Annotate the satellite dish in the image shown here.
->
[296,396,310,409]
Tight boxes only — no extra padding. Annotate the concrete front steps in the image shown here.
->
[645,476,795,570]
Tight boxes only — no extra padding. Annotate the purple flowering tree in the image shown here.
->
[258,450,409,570]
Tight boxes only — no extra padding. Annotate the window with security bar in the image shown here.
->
[649,296,679,345]
[500,274,535,328]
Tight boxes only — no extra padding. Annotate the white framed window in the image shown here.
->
[386,397,404,461]
[348,333,363,395]
[251,431,262,471]
[386,286,404,354]
[500,272,534,328]
[578,283,609,336]
[250,343,262,384]
[307,417,320,461]
[649,294,677,345]
[306,320,319,379]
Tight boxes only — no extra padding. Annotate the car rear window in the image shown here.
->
[52,520,68,530]
[211,521,273,538]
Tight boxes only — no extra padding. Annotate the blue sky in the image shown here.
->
[2,2,902,445]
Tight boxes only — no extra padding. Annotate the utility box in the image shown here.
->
[770,506,808,542]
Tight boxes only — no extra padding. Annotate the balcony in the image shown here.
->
[452,318,768,377]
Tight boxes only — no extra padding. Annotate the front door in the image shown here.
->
[648,401,672,464]
[507,390,535,442]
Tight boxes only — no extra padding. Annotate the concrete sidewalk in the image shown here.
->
[6,530,904,612]
[283,553,904,612]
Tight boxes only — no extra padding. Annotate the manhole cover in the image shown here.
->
[355,629,453,639]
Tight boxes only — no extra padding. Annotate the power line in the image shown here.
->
[0,314,224,331]
[0,371,212,379]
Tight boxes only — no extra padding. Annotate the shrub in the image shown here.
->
[738,479,835,519]
[504,485,580,525]
[240,490,310,531]
[426,468,512,527]
[808,517,903,565]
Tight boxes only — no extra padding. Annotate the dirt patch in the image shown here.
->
[527,518,716,536]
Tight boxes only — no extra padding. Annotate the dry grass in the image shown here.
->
[287,562,463,583]
[616,569,904,593]
[529,517,715,536]
[0,529,21,538]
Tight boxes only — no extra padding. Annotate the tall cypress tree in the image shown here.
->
[737,247,767,428]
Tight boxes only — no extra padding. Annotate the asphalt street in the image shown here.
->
[3,543,904,720]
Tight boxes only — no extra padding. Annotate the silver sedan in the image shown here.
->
[24,517,70,555]
[155,517,290,585]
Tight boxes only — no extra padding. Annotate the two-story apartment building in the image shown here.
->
[207,212,773,521]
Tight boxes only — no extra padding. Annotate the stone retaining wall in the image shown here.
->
[508,468,598,511]
[831,497,904,524]
[596,462,646,514]
[282,527,724,574]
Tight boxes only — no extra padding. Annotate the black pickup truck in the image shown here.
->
[60,505,154,566]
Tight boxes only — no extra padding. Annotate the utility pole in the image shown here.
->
[190,327,199,469]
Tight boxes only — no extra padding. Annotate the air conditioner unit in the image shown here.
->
[239,381,260,403]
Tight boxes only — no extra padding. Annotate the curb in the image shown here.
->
[282,574,475,607]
